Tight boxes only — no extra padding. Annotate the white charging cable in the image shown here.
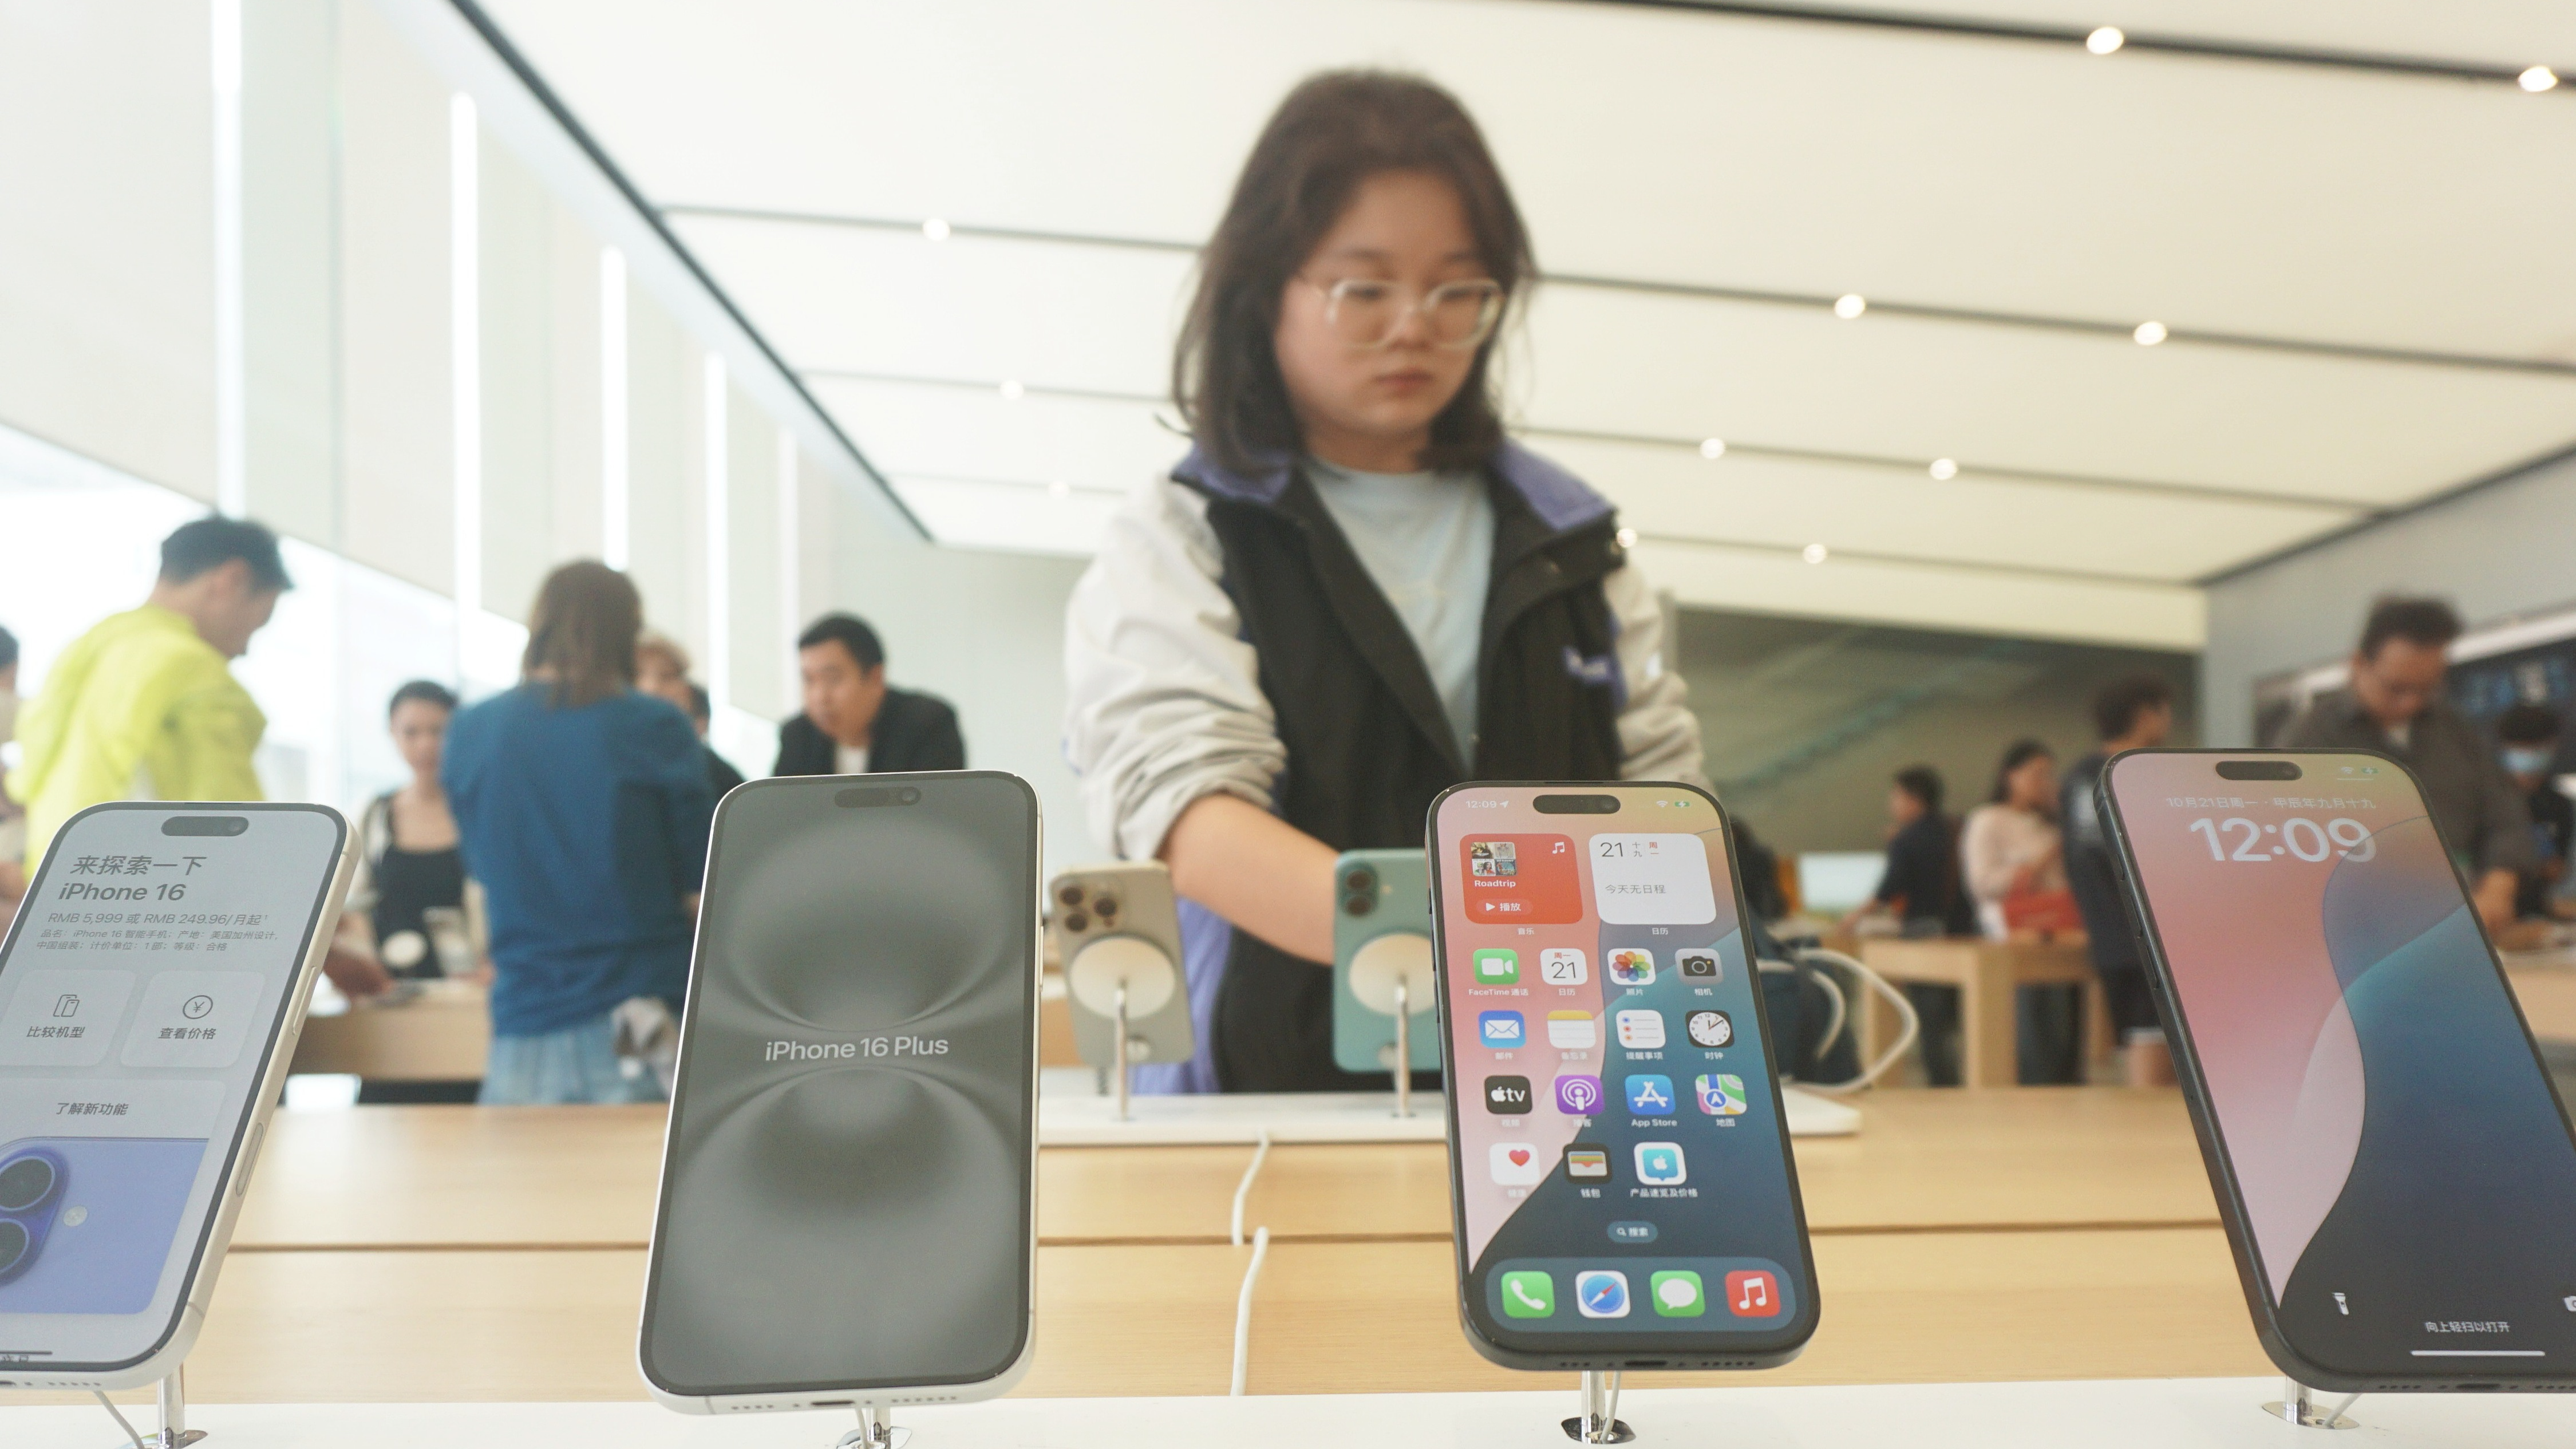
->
[1793,947,1920,1095]
[1229,1225,1271,1396]
[94,1391,145,1449]
[1230,1131,1271,1247]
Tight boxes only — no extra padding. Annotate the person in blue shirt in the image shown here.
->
[444,562,713,1105]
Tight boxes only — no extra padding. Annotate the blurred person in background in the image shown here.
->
[683,685,746,799]
[2275,596,2532,932]
[444,563,712,1105]
[635,632,745,799]
[2495,701,2572,922]
[6,518,390,996]
[339,681,471,981]
[1842,765,1977,1084]
[9,516,285,864]
[1964,738,2083,1084]
[773,613,964,776]
[2061,674,2176,1079]
[1064,72,1703,1092]
[0,623,22,924]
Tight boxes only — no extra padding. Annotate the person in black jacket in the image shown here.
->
[772,613,965,776]
[1062,73,1705,1093]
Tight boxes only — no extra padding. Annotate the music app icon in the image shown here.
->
[1724,1269,1778,1318]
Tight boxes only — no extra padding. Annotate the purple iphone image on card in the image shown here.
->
[0,1137,207,1314]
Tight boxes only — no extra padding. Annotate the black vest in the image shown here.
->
[1176,447,1632,1091]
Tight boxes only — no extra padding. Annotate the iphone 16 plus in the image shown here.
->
[639,772,1041,1413]
[2099,749,2576,1392]
[0,803,354,1389]
[1427,782,1818,1370]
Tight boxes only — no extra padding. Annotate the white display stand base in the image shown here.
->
[1034,1075,1859,1144]
[15,1379,2573,1448]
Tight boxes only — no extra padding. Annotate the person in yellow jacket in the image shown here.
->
[8,516,290,868]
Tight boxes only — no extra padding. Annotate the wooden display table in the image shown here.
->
[1856,937,2115,1087]
[290,981,491,1082]
[2504,950,2576,1042]
[232,1089,2216,1251]
[69,1226,2263,1404]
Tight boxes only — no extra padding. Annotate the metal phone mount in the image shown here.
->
[104,1367,206,1448]
[1346,931,1435,1118]
[831,1403,910,1448]
[1562,1369,1633,1443]
[2262,1378,2360,1430]
[1066,935,1177,1122]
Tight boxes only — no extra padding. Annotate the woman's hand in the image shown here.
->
[1159,793,1340,964]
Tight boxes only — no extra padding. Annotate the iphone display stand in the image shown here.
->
[1347,932,1435,1118]
[1066,935,1177,1123]
[831,1403,908,1448]
[2262,1379,2361,1430]
[128,1365,207,1447]
[1561,1369,1634,1443]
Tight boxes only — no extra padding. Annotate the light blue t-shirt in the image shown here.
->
[1306,457,1495,763]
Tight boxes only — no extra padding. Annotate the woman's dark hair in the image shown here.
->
[1989,738,2057,808]
[387,680,459,719]
[0,623,17,675]
[1174,70,1534,475]
[1893,765,1945,815]
[521,562,643,709]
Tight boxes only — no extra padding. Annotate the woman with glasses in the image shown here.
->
[1065,72,1704,1093]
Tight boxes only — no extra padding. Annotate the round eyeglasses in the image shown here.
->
[1302,277,1506,350]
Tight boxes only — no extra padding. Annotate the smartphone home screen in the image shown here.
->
[641,773,1038,1399]
[2108,752,2576,1376]
[0,805,342,1371]
[1433,785,1812,1352]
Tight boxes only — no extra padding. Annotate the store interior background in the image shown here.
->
[6,0,2576,894]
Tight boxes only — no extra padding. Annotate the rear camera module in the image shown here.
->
[0,1220,26,1280]
[0,1154,56,1214]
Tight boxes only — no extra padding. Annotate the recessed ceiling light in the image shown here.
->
[998,379,1025,401]
[1047,480,1071,498]
[1928,458,1958,481]
[1802,543,1829,565]
[1698,437,1726,459]
[1834,294,1867,320]
[2134,320,2168,346]
[2522,66,2560,93]
[1615,527,1638,549]
[922,218,953,240]
[2087,27,2124,54]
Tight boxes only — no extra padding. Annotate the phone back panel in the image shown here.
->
[1332,848,1437,1074]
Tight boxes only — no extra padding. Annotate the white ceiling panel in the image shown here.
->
[808,377,1182,492]
[1630,537,2206,650]
[488,0,2576,358]
[688,219,2576,509]
[1847,1,2576,70]
[1519,287,2576,505]
[1534,434,2357,582]
[887,476,1121,557]
[674,216,1192,398]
